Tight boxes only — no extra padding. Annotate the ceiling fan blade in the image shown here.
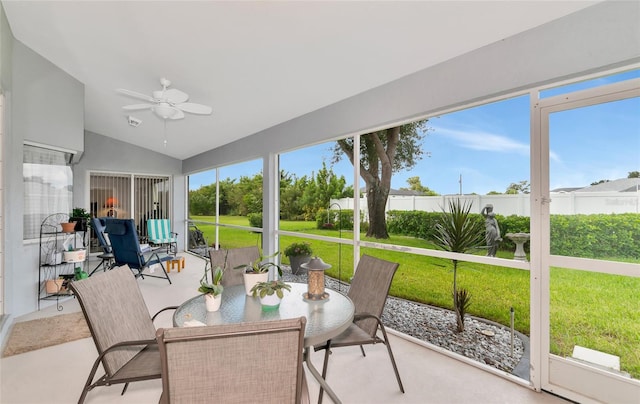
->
[116,88,155,102]
[122,103,154,111]
[164,88,189,104]
[177,102,213,115]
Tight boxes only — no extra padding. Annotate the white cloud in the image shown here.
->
[433,126,562,162]
[433,127,528,155]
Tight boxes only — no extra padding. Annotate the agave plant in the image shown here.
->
[433,199,484,332]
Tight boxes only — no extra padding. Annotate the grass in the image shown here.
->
[190,215,640,378]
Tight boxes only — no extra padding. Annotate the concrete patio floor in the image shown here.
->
[1,253,569,404]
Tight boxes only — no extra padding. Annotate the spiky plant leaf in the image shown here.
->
[432,199,484,332]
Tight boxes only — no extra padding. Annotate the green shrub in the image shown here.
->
[247,213,262,228]
[550,213,640,259]
[315,208,355,230]
[387,210,639,259]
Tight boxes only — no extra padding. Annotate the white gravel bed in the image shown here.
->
[282,270,525,374]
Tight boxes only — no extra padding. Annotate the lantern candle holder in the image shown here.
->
[301,256,331,301]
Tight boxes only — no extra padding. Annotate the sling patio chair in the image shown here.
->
[106,218,172,284]
[315,254,404,402]
[88,217,115,276]
[147,218,178,256]
[209,245,260,287]
[69,265,177,403]
[156,317,309,404]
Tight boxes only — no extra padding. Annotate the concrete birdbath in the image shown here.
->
[506,232,530,262]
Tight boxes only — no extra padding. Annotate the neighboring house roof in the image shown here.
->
[551,187,583,193]
[359,187,425,196]
[390,189,425,196]
[574,178,640,192]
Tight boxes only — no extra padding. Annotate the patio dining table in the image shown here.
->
[173,282,355,403]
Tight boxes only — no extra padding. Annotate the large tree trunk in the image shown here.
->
[336,126,399,239]
[366,183,389,238]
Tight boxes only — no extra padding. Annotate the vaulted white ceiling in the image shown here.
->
[2,1,599,160]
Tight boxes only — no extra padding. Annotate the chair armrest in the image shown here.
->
[95,338,157,366]
[152,306,178,322]
[353,312,381,323]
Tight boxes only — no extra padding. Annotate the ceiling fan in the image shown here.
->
[117,78,212,120]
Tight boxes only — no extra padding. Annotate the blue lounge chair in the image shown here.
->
[106,219,172,284]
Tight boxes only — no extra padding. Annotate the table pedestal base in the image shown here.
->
[304,347,342,404]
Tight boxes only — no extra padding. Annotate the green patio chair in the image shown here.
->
[147,219,178,256]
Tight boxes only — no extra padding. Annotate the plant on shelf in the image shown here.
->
[199,265,224,312]
[234,250,283,296]
[70,207,91,231]
[283,242,313,275]
[250,280,292,310]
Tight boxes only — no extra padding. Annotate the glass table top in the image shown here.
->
[173,282,355,347]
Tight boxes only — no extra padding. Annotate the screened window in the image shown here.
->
[23,144,73,240]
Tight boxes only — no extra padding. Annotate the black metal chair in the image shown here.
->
[89,217,115,276]
[106,218,172,284]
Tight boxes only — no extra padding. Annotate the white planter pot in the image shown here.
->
[259,293,282,311]
[243,272,269,296]
[204,293,222,312]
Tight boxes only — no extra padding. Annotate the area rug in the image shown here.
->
[2,311,90,357]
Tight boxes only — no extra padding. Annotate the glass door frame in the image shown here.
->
[531,77,640,402]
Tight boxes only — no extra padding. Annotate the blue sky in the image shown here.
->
[190,70,639,195]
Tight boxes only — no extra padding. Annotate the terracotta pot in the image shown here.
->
[61,222,76,233]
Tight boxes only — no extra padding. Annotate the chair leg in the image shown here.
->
[379,324,405,393]
[78,357,102,404]
[158,262,172,284]
[88,260,105,276]
[318,342,332,404]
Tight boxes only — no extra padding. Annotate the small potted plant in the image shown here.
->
[70,207,91,232]
[283,241,313,275]
[234,251,283,296]
[250,280,291,311]
[198,265,224,312]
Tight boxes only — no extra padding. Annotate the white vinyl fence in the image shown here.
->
[331,192,640,218]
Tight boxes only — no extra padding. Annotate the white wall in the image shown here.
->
[74,131,186,250]
[2,36,85,320]
[332,192,640,218]
[12,41,84,157]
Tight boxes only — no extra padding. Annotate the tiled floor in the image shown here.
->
[0,253,569,404]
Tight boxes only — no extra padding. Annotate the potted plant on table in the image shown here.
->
[250,280,292,311]
[198,265,225,312]
[283,242,313,275]
[235,251,283,296]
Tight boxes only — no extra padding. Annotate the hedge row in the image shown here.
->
[387,210,640,259]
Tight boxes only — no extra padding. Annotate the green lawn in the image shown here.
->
[190,215,640,378]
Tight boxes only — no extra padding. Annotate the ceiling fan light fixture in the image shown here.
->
[152,104,177,119]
